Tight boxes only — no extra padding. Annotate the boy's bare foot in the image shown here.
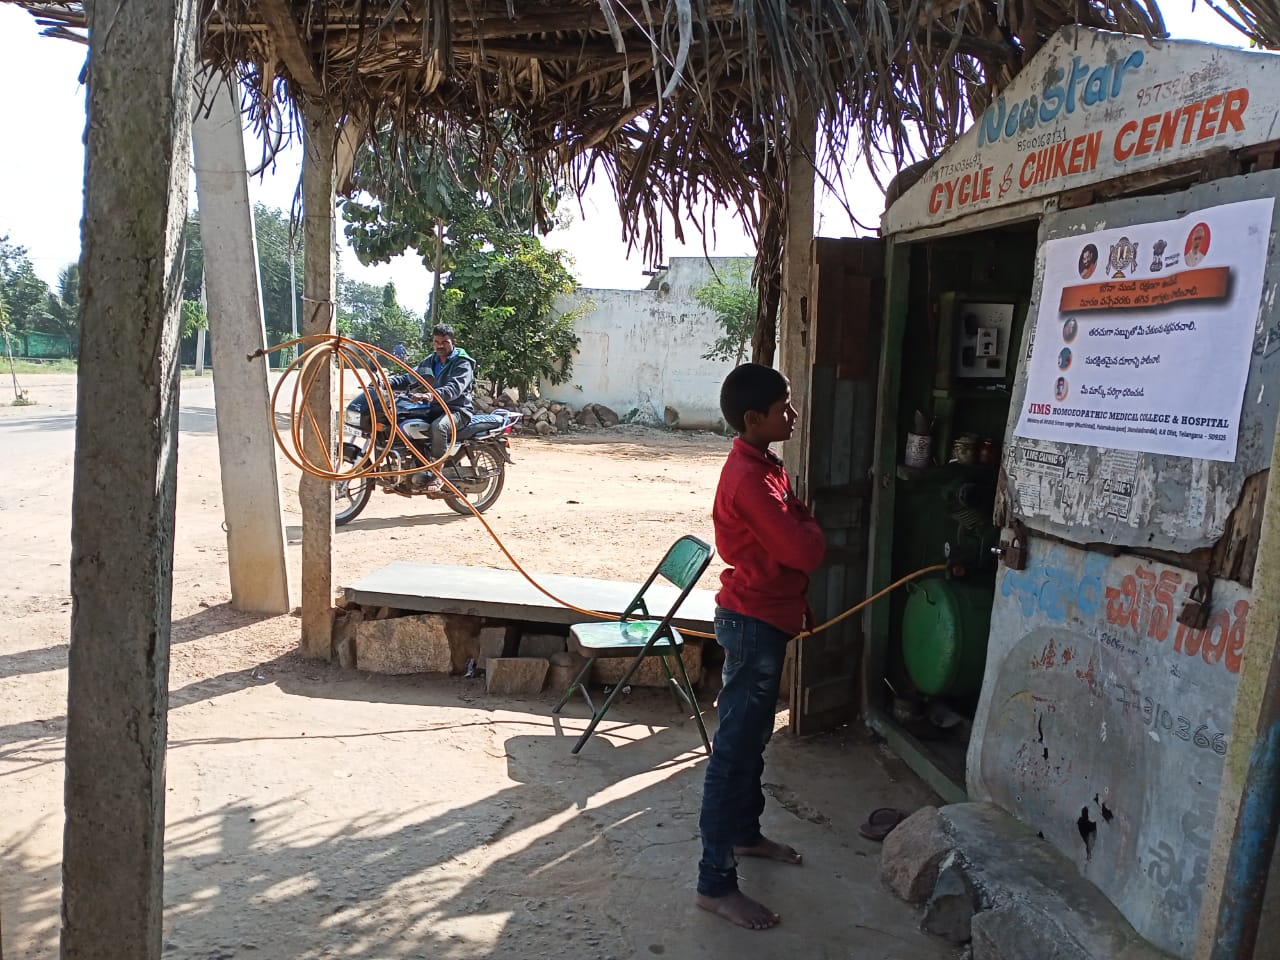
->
[694,891,780,929]
[734,835,802,864]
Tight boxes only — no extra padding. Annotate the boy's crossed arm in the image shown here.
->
[736,481,826,574]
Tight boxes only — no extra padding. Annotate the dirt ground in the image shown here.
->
[0,373,952,960]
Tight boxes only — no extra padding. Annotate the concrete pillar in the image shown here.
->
[194,325,206,375]
[62,0,198,955]
[298,100,337,659]
[1195,407,1280,959]
[778,98,817,502]
[191,71,292,615]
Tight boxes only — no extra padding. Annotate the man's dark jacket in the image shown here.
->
[389,347,476,421]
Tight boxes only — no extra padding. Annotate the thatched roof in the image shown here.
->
[10,1,1278,270]
[0,6,1137,233]
[21,0,1278,367]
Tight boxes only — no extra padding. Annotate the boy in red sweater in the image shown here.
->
[696,363,826,930]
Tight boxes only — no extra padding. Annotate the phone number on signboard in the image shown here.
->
[1109,677,1228,755]
[1134,65,1231,109]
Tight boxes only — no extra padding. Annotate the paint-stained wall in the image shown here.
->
[997,175,1280,551]
[540,257,751,428]
[973,541,1248,955]
[970,173,1280,958]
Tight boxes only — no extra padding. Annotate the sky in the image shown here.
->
[0,5,1250,311]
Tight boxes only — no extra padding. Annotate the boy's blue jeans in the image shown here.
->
[697,607,790,897]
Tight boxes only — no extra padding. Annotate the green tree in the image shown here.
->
[180,300,208,340]
[0,236,51,334]
[439,235,582,397]
[695,265,759,366]
[339,280,423,359]
[253,206,305,344]
[341,124,560,328]
[182,205,303,346]
[182,206,421,366]
[0,236,20,277]
[336,277,385,337]
[45,263,81,356]
[181,214,203,301]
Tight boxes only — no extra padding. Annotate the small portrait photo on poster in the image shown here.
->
[1185,223,1211,268]
[1078,244,1099,279]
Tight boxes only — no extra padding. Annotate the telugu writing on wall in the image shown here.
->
[884,29,1273,235]
[1012,197,1272,462]
[973,541,1249,956]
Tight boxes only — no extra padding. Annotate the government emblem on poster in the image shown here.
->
[1107,237,1139,278]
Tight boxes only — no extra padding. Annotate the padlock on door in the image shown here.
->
[1178,577,1213,630]
[1004,535,1028,571]
[992,521,1029,571]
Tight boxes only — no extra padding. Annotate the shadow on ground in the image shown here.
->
[3,652,953,960]
[291,510,460,540]
[0,603,276,688]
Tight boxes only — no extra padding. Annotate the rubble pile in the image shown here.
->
[473,382,621,436]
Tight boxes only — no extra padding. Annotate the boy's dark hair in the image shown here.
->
[432,323,457,340]
[720,363,788,433]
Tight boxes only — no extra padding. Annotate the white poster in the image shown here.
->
[1014,198,1273,462]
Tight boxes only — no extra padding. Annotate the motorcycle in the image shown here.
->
[335,389,521,526]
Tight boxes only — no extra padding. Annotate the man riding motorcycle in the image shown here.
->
[387,323,475,492]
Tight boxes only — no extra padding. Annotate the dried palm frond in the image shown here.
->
[1203,0,1280,46]
[9,0,1277,323]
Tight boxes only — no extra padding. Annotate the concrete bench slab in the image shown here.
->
[344,561,716,631]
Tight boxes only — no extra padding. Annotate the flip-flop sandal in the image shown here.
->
[859,807,909,841]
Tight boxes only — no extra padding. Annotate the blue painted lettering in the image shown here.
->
[1040,67,1066,123]
[1113,50,1144,96]
[1083,65,1111,106]
[977,50,1145,148]
[1020,95,1040,131]
[1066,56,1091,113]
[979,98,1007,147]
[1000,545,1110,622]
[1005,101,1022,138]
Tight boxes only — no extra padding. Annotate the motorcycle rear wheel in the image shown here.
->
[445,444,505,515]
[334,468,374,526]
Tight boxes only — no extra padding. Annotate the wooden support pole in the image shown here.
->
[298,100,337,659]
[750,187,783,368]
[61,0,198,955]
[778,97,817,502]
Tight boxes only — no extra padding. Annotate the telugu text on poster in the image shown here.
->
[1013,198,1273,462]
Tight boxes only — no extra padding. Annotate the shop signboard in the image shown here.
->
[883,28,1280,236]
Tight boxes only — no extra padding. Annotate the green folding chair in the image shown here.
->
[552,535,713,754]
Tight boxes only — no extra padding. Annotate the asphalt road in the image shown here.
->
[0,373,222,453]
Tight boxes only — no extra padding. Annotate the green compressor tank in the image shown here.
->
[900,577,994,697]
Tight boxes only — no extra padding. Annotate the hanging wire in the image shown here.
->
[258,333,948,642]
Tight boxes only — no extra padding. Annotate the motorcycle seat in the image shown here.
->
[456,413,506,440]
